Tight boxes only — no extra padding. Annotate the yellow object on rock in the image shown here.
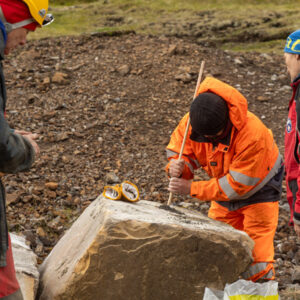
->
[102,185,122,201]
[121,181,139,202]
[103,181,139,202]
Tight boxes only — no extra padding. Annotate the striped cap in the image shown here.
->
[284,29,300,54]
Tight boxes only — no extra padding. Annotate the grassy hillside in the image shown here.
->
[30,0,300,53]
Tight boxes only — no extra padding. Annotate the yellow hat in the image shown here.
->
[22,0,53,26]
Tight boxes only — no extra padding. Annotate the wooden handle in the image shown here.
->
[167,61,205,205]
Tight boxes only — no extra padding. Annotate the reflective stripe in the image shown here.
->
[166,149,179,158]
[241,262,268,279]
[185,161,194,174]
[261,268,275,279]
[219,154,282,200]
[2,289,24,300]
[190,157,201,168]
[0,7,34,33]
[238,154,282,199]
[219,175,239,200]
[10,19,35,30]
[229,170,260,186]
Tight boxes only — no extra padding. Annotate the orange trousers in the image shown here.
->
[208,201,279,281]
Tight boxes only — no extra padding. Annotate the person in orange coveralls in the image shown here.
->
[0,1,53,299]
[166,77,283,282]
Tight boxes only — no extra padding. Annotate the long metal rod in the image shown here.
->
[167,61,205,205]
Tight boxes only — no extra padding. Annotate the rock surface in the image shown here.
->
[38,196,253,300]
[11,233,39,300]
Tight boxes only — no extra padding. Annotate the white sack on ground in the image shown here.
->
[11,233,39,300]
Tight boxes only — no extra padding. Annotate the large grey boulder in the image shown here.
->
[11,233,39,300]
[38,196,254,300]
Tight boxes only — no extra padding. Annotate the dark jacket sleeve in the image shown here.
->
[0,111,35,174]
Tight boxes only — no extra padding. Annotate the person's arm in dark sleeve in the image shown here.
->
[0,111,35,174]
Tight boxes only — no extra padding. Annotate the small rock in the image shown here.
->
[179,202,193,208]
[48,216,61,230]
[23,230,36,247]
[61,156,69,163]
[256,96,269,102]
[200,203,210,211]
[167,45,177,56]
[271,74,277,81]
[35,243,44,255]
[74,197,81,205]
[46,190,57,199]
[280,203,290,212]
[27,94,39,104]
[175,73,192,83]
[22,195,33,203]
[56,132,69,142]
[43,111,56,121]
[234,58,243,64]
[105,172,120,184]
[52,72,68,84]
[32,186,44,195]
[43,77,50,85]
[6,193,20,205]
[287,250,294,259]
[276,257,283,267]
[45,182,59,191]
[117,65,130,76]
[292,266,300,283]
[37,227,47,238]
[260,53,273,61]
[278,74,286,80]
[279,85,291,91]
[295,250,300,264]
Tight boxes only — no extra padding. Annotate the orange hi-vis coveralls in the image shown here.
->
[166,77,283,282]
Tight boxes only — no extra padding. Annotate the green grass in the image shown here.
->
[221,40,285,53]
[28,0,300,53]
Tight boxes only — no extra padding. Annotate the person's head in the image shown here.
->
[189,92,229,142]
[0,0,53,54]
[284,29,300,82]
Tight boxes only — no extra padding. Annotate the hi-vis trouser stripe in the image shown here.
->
[218,154,282,200]
[2,289,24,300]
[166,150,200,174]
[241,262,274,280]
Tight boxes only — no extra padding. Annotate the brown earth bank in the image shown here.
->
[3,33,299,295]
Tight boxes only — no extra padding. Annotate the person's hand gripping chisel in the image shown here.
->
[168,159,192,195]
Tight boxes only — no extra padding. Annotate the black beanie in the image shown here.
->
[190,92,229,137]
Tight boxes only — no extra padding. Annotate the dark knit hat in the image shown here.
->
[190,92,229,137]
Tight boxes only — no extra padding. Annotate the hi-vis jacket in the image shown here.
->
[166,77,283,206]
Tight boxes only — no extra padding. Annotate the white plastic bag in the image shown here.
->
[224,279,278,299]
[203,287,224,300]
[203,279,279,300]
